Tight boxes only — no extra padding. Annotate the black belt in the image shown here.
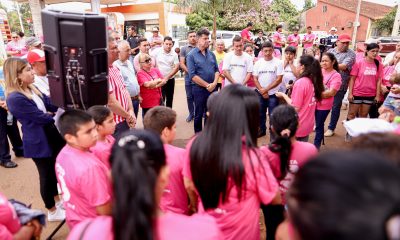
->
[131,95,139,100]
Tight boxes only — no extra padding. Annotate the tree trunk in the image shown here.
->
[28,0,44,37]
[212,8,217,50]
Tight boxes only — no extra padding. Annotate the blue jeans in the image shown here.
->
[185,78,195,117]
[259,93,279,133]
[0,108,23,163]
[192,85,211,133]
[314,109,330,149]
[132,98,140,118]
[328,88,346,131]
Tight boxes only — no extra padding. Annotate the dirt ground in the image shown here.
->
[0,79,349,239]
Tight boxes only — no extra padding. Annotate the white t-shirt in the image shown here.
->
[155,49,179,78]
[279,60,298,92]
[222,51,253,85]
[33,75,50,96]
[253,57,284,95]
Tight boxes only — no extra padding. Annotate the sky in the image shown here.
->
[0,0,398,12]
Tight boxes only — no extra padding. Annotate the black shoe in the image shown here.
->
[186,114,194,122]
[0,161,18,168]
[257,130,266,138]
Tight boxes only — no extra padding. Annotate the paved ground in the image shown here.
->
[0,79,349,239]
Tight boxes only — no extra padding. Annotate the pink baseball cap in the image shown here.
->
[338,34,351,42]
[27,49,45,64]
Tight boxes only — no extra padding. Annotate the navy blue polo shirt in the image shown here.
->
[186,47,219,85]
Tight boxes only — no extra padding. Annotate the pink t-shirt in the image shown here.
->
[0,192,20,240]
[182,138,278,240]
[137,68,163,108]
[260,142,317,204]
[241,28,251,42]
[303,33,315,49]
[6,40,27,57]
[317,69,342,110]
[273,31,283,48]
[67,213,222,240]
[287,34,300,47]
[160,144,188,215]
[382,65,395,87]
[90,135,115,170]
[291,77,316,138]
[350,58,383,97]
[56,145,111,229]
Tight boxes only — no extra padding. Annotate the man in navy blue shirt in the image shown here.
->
[186,28,220,133]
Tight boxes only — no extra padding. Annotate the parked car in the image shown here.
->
[356,36,400,57]
[216,30,241,49]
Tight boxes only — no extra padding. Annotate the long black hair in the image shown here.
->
[190,84,260,209]
[110,129,166,240]
[269,105,299,180]
[288,151,400,240]
[299,55,324,101]
[322,52,339,72]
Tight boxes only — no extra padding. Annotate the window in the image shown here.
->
[323,5,327,12]
[222,33,234,39]
[325,21,329,27]
[317,25,320,30]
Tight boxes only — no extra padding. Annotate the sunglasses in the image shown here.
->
[12,36,18,39]
[141,58,151,64]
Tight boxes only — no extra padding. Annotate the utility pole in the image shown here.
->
[351,0,362,49]
[392,3,400,36]
[91,0,101,13]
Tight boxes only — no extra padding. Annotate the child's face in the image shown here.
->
[70,120,98,149]
[98,113,116,137]
[163,123,176,144]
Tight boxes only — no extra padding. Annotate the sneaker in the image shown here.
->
[48,206,65,222]
[56,200,65,210]
[186,114,194,122]
[324,129,334,137]
[0,161,18,168]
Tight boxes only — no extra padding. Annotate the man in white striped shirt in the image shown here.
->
[107,35,136,137]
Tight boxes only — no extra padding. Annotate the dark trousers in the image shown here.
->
[193,85,211,133]
[185,80,195,117]
[261,204,285,240]
[328,88,346,131]
[369,101,382,118]
[259,94,279,133]
[314,109,330,149]
[113,121,130,139]
[132,98,140,118]
[0,108,23,163]
[142,107,151,119]
[32,157,59,209]
[162,78,175,108]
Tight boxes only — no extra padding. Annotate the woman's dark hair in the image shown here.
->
[288,151,400,240]
[110,129,166,240]
[190,84,260,209]
[284,46,297,55]
[87,105,112,125]
[366,42,379,52]
[269,105,299,180]
[322,52,339,72]
[299,55,324,101]
[276,25,283,31]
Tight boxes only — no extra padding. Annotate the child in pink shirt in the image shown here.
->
[143,106,189,215]
[67,130,221,240]
[260,104,318,240]
[56,110,111,229]
[276,55,324,142]
[88,106,116,170]
[302,27,315,50]
[183,85,279,240]
[314,53,342,149]
[348,43,383,123]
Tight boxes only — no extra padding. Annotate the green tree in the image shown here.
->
[270,0,298,21]
[303,0,315,12]
[3,3,33,36]
[375,8,396,35]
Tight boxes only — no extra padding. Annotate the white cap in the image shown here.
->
[330,27,337,32]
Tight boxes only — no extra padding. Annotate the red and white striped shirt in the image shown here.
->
[108,66,131,124]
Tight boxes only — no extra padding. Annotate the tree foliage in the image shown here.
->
[303,0,315,12]
[1,3,33,36]
[375,8,396,35]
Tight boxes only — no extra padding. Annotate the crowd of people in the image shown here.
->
[0,23,400,240]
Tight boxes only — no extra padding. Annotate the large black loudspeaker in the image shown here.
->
[42,9,108,110]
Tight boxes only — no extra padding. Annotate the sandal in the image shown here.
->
[0,161,18,168]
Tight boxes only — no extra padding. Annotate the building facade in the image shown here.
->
[305,0,393,42]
